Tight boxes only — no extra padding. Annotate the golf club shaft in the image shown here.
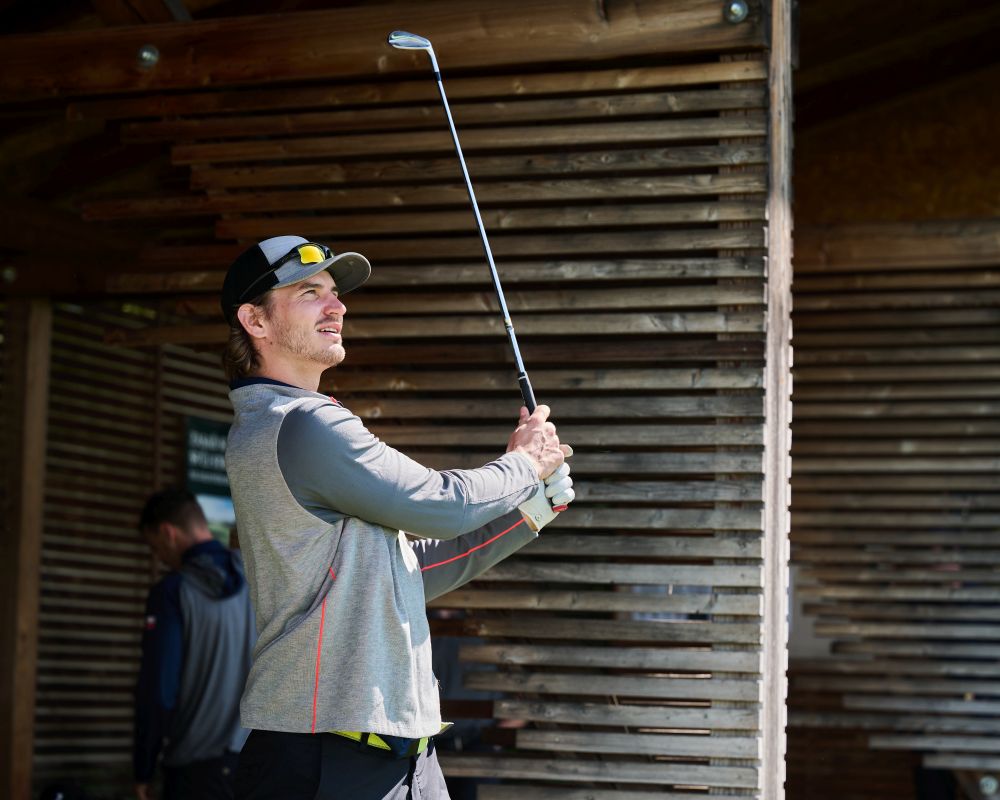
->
[431,79,537,413]
[390,33,536,413]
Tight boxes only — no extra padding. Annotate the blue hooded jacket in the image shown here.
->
[134,539,256,781]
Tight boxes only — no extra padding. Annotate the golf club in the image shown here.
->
[387,30,538,413]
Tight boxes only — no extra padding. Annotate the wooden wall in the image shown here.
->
[786,221,1000,797]
[29,304,234,793]
[0,2,794,797]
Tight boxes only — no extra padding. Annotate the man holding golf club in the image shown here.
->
[220,235,574,799]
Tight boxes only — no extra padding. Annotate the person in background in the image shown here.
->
[134,488,257,800]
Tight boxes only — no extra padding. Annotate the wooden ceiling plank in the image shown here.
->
[1,0,766,102]
[67,60,768,121]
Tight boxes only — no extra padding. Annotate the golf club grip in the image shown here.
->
[518,374,537,414]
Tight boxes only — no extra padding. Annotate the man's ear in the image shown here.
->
[236,303,269,340]
[157,521,174,542]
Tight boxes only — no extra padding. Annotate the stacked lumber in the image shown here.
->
[787,221,1000,795]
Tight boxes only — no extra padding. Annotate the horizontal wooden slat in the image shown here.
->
[218,200,768,238]
[479,788,726,800]
[793,676,1000,697]
[923,753,1000,770]
[434,587,760,614]
[172,116,768,164]
[185,143,770,190]
[465,671,762,701]
[493,699,760,730]
[336,367,764,392]
[459,644,761,671]
[110,311,766,347]
[69,60,769,121]
[516,729,760,758]
[123,86,768,142]
[90,176,767,219]
[525,533,763,558]
[843,695,1000,715]
[176,282,764,318]
[479,562,761,586]
[794,221,1000,272]
[788,711,1000,734]
[437,754,759,788]
[801,602,1000,621]
[794,289,1000,311]
[794,658,1000,678]
[461,616,760,644]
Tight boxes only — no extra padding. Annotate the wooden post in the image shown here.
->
[0,299,52,800]
[762,0,793,797]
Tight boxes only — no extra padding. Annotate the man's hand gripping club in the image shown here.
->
[506,405,575,531]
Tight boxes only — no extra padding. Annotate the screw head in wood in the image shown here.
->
[724,0,750,23]
[137,44,160,68]
[981,776,999,796]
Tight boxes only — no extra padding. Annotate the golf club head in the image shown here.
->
[387,30,432,51]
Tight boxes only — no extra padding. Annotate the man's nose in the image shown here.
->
[325,294,347,314]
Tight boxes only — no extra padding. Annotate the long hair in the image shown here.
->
[221,291,271,381]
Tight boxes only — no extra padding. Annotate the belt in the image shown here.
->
[332,722,452,759]
[331,730,429,758]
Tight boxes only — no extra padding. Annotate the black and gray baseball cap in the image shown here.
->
[221,235,371,325]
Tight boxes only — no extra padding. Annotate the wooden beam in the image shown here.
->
[0,0,767,102]
[0,299,51,800]
[762,1,793,799]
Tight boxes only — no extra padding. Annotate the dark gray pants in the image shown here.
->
[164,751,239,800]
[234,730,451,800]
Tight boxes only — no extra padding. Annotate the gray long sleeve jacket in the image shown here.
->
[225,380,539,737]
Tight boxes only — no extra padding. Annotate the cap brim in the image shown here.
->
[271,251,371,295]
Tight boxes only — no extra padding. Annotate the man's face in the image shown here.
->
[262,270,348,370]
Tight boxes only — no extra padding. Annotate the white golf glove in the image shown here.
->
[519,461,575,532]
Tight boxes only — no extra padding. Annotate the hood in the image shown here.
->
[179,539,245,599]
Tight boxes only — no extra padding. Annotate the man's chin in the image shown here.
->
[321,345,346,368]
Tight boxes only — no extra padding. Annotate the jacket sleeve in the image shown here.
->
[277,400,538,540]
[133,574,183,783]
[410,509,538,601]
